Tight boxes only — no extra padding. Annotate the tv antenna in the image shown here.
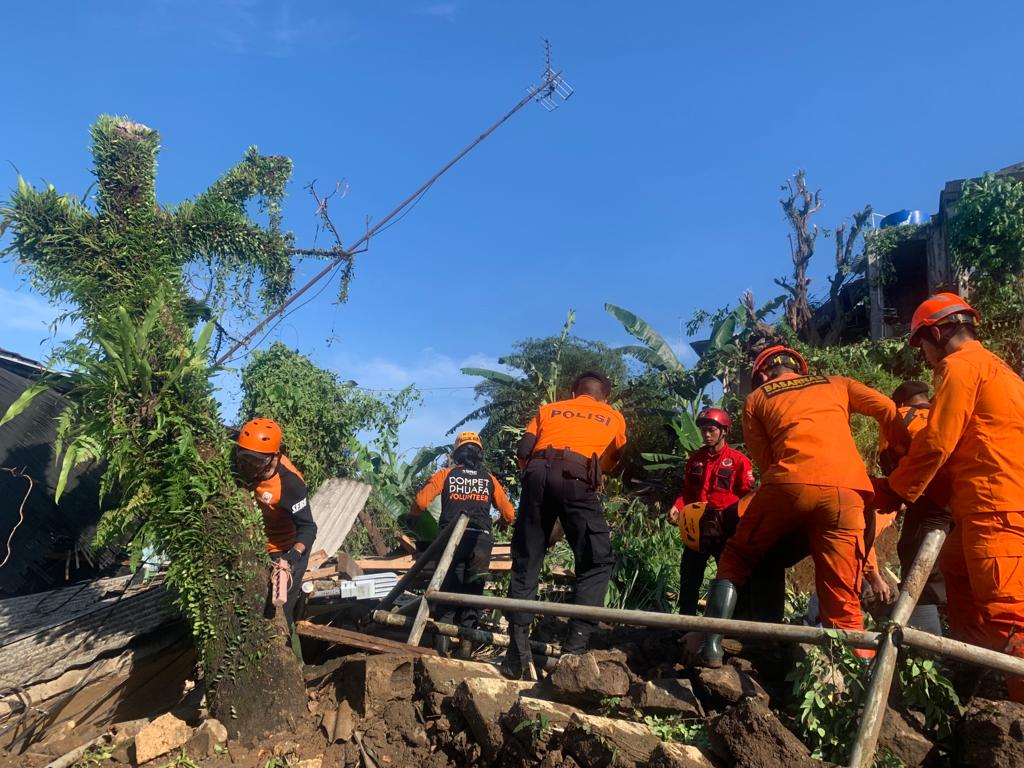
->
[217,41,573,365]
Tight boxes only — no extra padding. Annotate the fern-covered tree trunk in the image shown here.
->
[1,117,307,737]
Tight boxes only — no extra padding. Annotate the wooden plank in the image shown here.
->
[355,555,513,574]
[358,508,389,557]
[307,549,329,571]
[294,621,438,656]
[397,534,417,554]
[302,566,341,583]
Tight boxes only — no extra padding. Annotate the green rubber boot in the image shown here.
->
[701,579,737,668]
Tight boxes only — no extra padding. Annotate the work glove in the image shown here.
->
[281,547,303,567]
[495,516,511,533]
[870,477,906,515]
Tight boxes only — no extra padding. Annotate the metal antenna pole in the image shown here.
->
[217,44,573,366]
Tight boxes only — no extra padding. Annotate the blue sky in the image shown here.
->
[2,1,1022,452]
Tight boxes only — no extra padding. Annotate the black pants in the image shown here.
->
[678,546,786,623]
[435,518,493,629]
[506,459,615,630]
[896,496,952,605]
[264,549,309,629]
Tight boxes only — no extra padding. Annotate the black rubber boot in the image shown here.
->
[562,621,592,655]
[501,624,535,680]
[700,579,737,668]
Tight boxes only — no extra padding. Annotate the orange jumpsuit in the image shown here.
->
[888,340,1024,698]
[717,373,900,650]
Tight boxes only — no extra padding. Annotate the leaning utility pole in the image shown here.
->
[217,41,573,365]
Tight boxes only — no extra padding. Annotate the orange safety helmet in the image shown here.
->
[908,293,980,347]
[454,431,483,450]
[238,417,283,454]
[751,345,809,385]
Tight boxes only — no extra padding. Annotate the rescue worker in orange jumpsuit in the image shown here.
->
[874,293,1024,699]
[503,371,628,677]
[667,408,756,616]
[875,380,952,632]
[410,432,516,656]
[235,418,317,629]
[689,346,901,668]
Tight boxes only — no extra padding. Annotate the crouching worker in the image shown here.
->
[685,346,902,668]
[234,418,317,632]
[410,432,516,657]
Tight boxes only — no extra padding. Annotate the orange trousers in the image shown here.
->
[717,483,870,654]
[940,512,1024,701]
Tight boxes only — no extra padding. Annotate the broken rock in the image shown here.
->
[877,706,934,767]
[562,712,661,767]
[708,698,817,768]
[632,678,704,717]
[958,697,1024,767]
[134,713,193,765]
[649,742,716,768]
[418,655,501,698]
[334,653,415,716]
[185,718,228,757]
[333,700,355,742]
[453,676,536,761]
[503,697,584,760]
[693,661,769,710]
[550,650,633,704]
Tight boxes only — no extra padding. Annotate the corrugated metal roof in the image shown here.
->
[310,477,373,556]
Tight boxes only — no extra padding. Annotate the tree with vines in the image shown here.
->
[0,116,330,737]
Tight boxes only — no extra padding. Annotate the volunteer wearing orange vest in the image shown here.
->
[503,371,627,678]
[690,346,901,668]
[410,432,516,656]
[235,418,317,629]
[876,293,1024,699]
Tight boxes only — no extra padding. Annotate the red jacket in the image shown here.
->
[675,444,755,510]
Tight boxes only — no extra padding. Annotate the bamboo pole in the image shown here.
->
[848,529,947,768]
[424,590,883,650]
[371,610,562,657]
[901,627,1024,677]
[407,515,471,646]
[374,515,461,612]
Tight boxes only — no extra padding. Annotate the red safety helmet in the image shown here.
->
[696,407,732,431]
[751,345,809,386]
[908,293,980,347]
[237,418,283,454]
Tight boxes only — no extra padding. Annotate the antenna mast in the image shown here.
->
[217,41,573,365]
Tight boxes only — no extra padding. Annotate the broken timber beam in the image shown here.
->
[295,621,438,657]
[407,514,471,646]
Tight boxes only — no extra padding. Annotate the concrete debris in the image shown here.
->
[133,712,193,765]
[632,678,704,717]
[334,653,416,716]
[693,659,769,710]
[453,676,536,761]
[649,742,717,768]
[958,697,1024,767]
[185,718,228,757]
[549,649,633,704]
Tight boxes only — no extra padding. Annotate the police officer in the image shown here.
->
[410,432,515,656]
[503,371,628,678]
[234,417,317,630]
[667,408,755,616]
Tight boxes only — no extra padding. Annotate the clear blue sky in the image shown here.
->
[2,1,1022,452]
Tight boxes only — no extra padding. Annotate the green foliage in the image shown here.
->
[786,634,869,762]
[238,342,398,492]
[897,653,963,749]
[0,116,308,720]
[642,714,710,750]
[603,486,680,612]
[72,741,115,767]
[948,172,1024,370]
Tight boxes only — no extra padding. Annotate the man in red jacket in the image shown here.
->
[667,408,755,615]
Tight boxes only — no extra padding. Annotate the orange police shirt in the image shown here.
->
[743,373,900,492]
[888,340,1024,517]
[524,394,627,472]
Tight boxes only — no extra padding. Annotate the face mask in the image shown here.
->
[236,449,274,481]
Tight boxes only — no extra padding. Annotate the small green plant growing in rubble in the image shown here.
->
[158,754,201,768]
[512,709,553,742]
[73,742,115,767]
[643,714,710,750]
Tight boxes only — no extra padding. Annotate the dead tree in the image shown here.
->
[776,171,823,344]
[822,205,873,345]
